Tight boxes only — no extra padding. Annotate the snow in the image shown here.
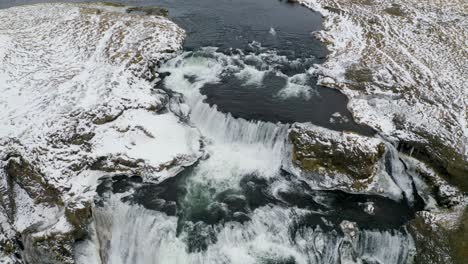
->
[299,0,467,162]
[91,109,202,182]
[0,2,191,187]
[0,2,198,257]
[0,0,465,262]
[13,184,61,232]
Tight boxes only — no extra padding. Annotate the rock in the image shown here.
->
[220,194,247,212]
[4,156,63,207]
[206,202,229,224]
[126,6,169,16]
[304,0,467,195]
[287,123,385,190]
[0,3,190,262]
[415,163,463,208]
[399,137,468,192]
[90,155,144,173]
[23,231,75,264]
[408,204,468,264]
[232,212,251,223]
[20,201,92,264]
[64,201,93,239]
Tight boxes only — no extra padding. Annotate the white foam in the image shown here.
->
[269,27,277,36]
[89,197,414,264]
[276,73,317,100]
[160,50,290,184]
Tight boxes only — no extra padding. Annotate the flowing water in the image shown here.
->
[86,1,423,264]
[1,0,425,263]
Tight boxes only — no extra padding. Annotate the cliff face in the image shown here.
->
[0,3,201,263]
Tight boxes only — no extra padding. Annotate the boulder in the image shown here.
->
[286,123,385,191]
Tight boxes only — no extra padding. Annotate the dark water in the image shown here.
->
[97,170,424,239]
[153,0,373,134]
[0,0,374,135]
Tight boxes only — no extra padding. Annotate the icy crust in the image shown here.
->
[299,0,467,185]
[0,3,201,262]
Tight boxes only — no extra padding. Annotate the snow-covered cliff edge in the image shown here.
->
[299,0,467,190]
[0,3,201,263]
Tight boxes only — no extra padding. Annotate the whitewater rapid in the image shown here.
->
[89,197,414,264]
[79,48,420,264]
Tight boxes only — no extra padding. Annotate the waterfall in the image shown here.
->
[384,142,415,203]
[86,197,415,264]
[160,49,290,180]
[188,93,288,149]
[79,48,420,264]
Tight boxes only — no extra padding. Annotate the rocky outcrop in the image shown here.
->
[0,152,94,264]
[0,2,199,263]
[298,0,468,192]
[4,157,63,207]
[289,124,385,179]
[285,123,387,192]
[408,203,468,264]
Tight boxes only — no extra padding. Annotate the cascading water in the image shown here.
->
[84,47,421,264]
[76,1,427,263]
[90,195,416,264]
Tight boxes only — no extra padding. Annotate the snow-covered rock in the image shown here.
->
[408,201,468,264]
[0,2,201,262]
[299,0,468,191]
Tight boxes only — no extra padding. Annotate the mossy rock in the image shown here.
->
[384,4,406,17]
[93,2,127,8]
[5,157,63,206]
[69,132,95,145]
[344,64,373,84]
[409,206,468,264]
[398,134,468,192]
[449,206,468,264]
[289,126,385,181]
[0,239,16,256]
[23,232,75,264]
[65,201,93,239]
[92,109,124,125]
[126,6,169,17]
[90,155,146,174]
